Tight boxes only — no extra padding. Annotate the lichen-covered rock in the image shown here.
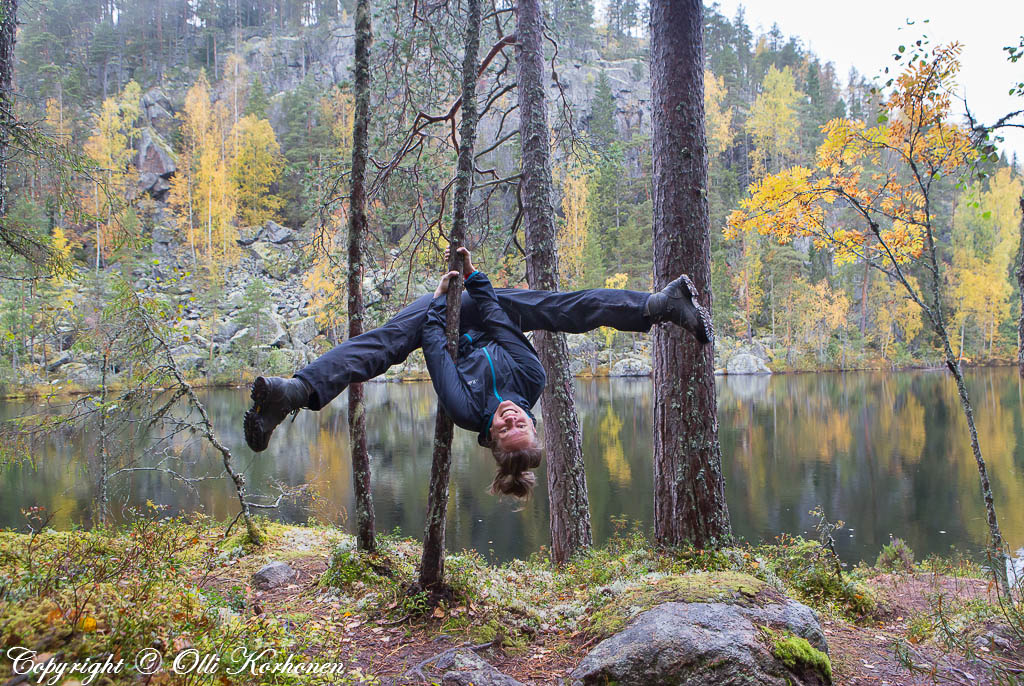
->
[140,88,177,138]
[289,316,320,345]
[252,561,297,590]
[246,241,298,281]
[267,314,290,348]
[136,128,176,177]
[168,344,206,374]
[610,357,652,377]
[262,220,295,244]
[434,649,524,686]
[59,362,101,387]
[571,598,830,686]
[726,352,772,375]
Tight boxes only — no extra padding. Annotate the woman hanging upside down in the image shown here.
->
[243,247,713,497]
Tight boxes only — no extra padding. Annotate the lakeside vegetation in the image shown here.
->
[0,0,1022,680]
[1,516,1019,684]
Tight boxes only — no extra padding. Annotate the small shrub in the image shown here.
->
[323,546,381,587]
[876,536,915,572]
[758,537,876,617]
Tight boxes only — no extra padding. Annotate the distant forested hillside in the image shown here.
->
[1,0,1020,387]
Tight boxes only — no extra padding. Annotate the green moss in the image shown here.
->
[771,633,833,684]
[588,571,766,637]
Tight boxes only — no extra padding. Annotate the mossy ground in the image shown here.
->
[587,571,766,636]
[0,518,1014,684]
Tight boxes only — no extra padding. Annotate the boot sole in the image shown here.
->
[679,275,714,346]
[243,376,272,452]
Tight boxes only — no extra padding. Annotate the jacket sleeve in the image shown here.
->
[464,272,547,391]
[422,294,481,430]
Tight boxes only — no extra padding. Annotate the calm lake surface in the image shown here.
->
[2,368,1022,565]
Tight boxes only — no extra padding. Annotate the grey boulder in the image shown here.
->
[726,352,772,375]
[435,649,524,686]
[262,220,295,244]
[610,357,652,377]
[59,362,101,387]
[46,351,73,372]
[288,316,320,346]
[570,600,830,686]
[252,561,297,590]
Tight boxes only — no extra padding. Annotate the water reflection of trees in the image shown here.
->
[1,371,1021,564]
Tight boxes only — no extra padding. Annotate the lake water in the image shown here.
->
[2,368,1022,565]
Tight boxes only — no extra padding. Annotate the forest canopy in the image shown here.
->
[0,0,1021,384]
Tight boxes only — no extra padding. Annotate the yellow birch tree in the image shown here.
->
[746,65,803,177]
[230,114,284,227]
[559,166,590,288]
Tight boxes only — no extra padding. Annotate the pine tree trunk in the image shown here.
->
[650,0,731,548]
[1017,195,1024,377]
[418,0,480,593]
[517,0,593,564]
[0,0,14,221]
[347,0,376,553]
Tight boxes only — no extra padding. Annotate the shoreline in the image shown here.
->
[2,360,1018,401]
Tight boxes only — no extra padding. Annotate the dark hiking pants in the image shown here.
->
[295,287,652,410]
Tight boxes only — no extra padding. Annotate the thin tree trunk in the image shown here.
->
[1017,195,1024,376]
[418,0,480,593]
[98,352,109,526]
[650,0,731,548]
[860,259,870,334]
[95,182,101,274]
[347,0,376,553]
[0,0,12,223]
[959,322,965,365]
[187,174,196,266]
[917,210,1008,593]
[518,0,592,565]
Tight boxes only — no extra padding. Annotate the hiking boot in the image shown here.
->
[644,274,714,345]
[243,376,312,452]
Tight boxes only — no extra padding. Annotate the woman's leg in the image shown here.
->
[295,293,434,410]
[489,287,652,334]
[294,286,651,410]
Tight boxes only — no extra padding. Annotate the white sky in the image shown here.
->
[708,0,1024,160]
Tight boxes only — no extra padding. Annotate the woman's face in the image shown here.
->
[491,400,537,452]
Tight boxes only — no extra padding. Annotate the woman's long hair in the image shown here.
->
[488,444,543,499]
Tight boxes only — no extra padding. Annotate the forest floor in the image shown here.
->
[1,520,1020,686]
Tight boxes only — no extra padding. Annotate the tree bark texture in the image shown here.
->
[0,0,17,218]
[347,0,376,553]
[517,0,592,564]
[418,0,480,592]
[649,0,731,548]
[1017,195,1024,377]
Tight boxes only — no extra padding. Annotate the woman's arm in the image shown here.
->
[422,291,481,430]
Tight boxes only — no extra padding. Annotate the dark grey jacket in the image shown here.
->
[422,271,546,446]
